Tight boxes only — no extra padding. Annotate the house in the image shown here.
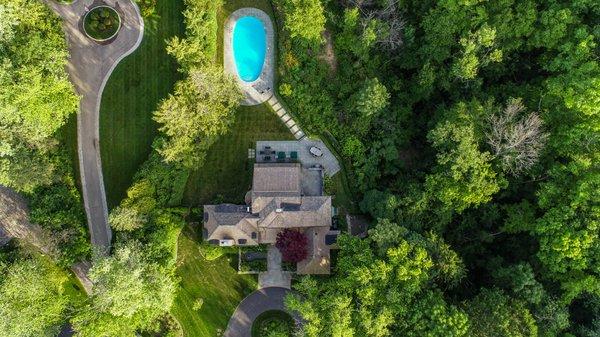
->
[203,163,335,274]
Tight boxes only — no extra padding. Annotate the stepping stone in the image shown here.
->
[268,96,278,105]
[295,131,305,139]
[276,108,287,117]
[285,119,296,127]
[281,114,292,123]
[271,102,282,111]
[290,125,300,133]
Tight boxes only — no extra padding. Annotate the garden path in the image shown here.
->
[43,0,144,254]
[267,94,307,140]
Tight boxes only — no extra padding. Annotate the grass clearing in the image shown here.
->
[183,104,293,206]
[170,225,257,337]
[99,0,185,208]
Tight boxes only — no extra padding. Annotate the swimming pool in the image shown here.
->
[233,16,266,82]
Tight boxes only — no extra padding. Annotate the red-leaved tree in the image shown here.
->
[275,229,308,263]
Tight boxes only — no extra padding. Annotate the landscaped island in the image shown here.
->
[83,6,121,41]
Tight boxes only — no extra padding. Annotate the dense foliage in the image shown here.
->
[0,0,89,264]
[277,0,600,335]
[72,242,177,336]
[0,0,79,192]
[0,256,72,337]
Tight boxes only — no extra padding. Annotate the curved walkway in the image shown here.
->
[43,0,144,254]
[224,287,298,337]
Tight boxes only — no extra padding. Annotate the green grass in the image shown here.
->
[183,104,293,206]
[170,225,257,337]
[99,0,185,208]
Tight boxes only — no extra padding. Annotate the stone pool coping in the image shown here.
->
[224,8,274,106]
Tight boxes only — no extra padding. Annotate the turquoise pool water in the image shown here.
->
[233,16,266,82]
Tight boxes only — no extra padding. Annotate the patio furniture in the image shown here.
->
[277,151,286,162]
[290,151,298,160]
[264,156,271,161]
[309,146,324,157]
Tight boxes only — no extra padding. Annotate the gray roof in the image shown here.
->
[252,163,301,198]
[204,163,331,246]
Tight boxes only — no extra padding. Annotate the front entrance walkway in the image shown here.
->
[258,246,291,289]
[43,0,144,254]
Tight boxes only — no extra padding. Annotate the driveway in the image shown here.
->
[43,0,144,254]
[224,287,298,337]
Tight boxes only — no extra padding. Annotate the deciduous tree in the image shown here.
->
[153,66,242,168]
[276,229,308,263]
[0,257,69,337]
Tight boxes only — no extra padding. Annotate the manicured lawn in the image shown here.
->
[60,114,81,190]
[99,0,185,208]
[170,225,257,337]
[183,104,293,206]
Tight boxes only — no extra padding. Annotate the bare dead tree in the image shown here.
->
[345,0,405,50]
[486,98,548,175]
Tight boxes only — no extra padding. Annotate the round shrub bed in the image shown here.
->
[251,310,294,337]
[83,6,121,42]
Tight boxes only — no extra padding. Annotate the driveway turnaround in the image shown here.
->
[224,287,298,337]
[43,0,144,254]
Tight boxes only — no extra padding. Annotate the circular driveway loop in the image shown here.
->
[224,287,298,337]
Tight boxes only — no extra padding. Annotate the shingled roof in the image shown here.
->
[203,162,333,273]
[251,163,302,199]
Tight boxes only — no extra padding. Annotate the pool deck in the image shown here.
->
[224,8,274,106]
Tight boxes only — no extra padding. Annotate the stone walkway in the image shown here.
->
[267,94,306,140]
[258,246,292,289]
[43,0,144,254]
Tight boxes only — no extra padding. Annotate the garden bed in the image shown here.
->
[238,245,269,273]
[83,6,121,42]
[251,310,294,337]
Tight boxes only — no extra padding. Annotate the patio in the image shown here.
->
[255,139,341,176]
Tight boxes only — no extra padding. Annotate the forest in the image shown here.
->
[0,0,598,336]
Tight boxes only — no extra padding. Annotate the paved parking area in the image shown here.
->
[256,139,340,176]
